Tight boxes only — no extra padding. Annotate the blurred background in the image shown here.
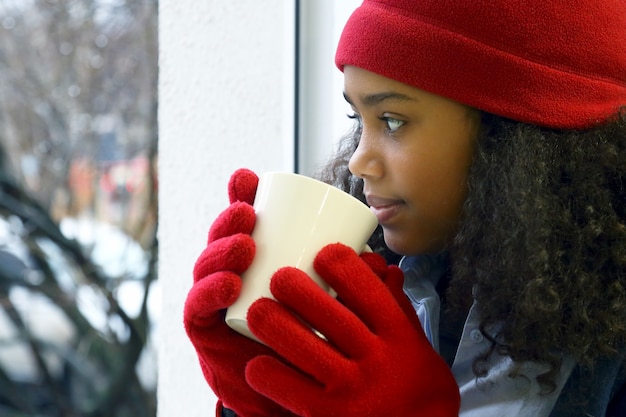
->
[0,0,158,415]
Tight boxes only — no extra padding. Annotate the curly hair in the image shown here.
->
[315,109,626,390]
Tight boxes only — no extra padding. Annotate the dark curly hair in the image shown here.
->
[315,109,626,391]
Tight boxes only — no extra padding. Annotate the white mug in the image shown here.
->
[225,171,378,342]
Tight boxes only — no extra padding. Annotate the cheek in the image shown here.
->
[419,160,471,231]
[420,139,474,217]
[389,166,470,255]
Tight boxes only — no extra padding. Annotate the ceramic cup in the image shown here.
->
[225,171,378,342]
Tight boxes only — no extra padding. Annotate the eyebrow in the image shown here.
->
[343,91,416,107]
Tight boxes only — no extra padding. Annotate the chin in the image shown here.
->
[383,233,418,257]
[383,230,445,256]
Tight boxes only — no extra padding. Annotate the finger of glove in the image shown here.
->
[358,251,388,280]
[313,243,406,335]
[208,201,256,244]
[196,332,300,417]
[382,265,426,333]
[184,271,242,330]
[246,355,324,417]
[247,292,353,384]
[267,266,375,359]
[228,168,258,205]
[356,256,425,336]
[193,233,255,282]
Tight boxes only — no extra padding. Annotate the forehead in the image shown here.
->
[343,66,421,101]
[343,65,478,121]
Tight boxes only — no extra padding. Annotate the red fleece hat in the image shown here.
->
[335,0,626,129]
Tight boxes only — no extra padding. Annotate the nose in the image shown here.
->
[348,130,383,179]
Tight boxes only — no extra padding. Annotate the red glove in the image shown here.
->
[358,251,425,332]
[245,243,460,417]
[183,168,298,417]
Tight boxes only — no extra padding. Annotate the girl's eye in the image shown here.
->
[348,113,404,133]
[382,116,405,133]
[347,113,362,129]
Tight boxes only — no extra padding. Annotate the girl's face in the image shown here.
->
[345,66,480,255]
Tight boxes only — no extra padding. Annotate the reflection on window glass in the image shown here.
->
[0,0,158,415]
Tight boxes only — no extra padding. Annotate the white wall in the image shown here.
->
[158,1,359,416]
[158,1,294,415]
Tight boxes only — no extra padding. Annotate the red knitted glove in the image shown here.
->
[245,243,460,417]
[183,168,298,417]
[358,251,425,332]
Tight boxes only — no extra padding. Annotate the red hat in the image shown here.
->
[335,0,626,129]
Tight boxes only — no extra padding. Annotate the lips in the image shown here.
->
[365,194,404,225]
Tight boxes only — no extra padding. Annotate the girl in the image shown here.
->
[184,0,626,415]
